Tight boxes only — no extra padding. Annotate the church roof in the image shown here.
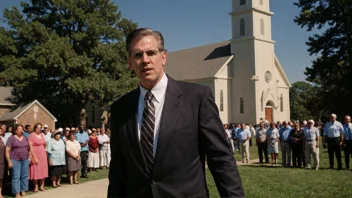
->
[164,41,232,81]
[0,100,57,122]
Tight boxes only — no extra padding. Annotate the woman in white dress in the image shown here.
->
[266,123,280,166]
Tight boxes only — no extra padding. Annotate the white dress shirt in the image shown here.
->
[138,73,168,156]
[98,134,110,151]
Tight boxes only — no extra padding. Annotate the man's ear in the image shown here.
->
[162,51,166,66]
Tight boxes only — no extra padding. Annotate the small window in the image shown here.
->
[220,90,224,112]
[240,18,245,36]
[260,18,265,35]
[260,0,263,5]
[240,0,246,6]
[240,98,244,114]
[280,94,283,112]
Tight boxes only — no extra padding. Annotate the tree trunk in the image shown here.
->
[80,107,86,126]
[101,108,109,129]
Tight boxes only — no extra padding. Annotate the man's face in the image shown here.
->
[128,35,166,89]
[345,116,351,124]
[331,115,336,122]
[241,124,246,129]
[307,122,313,128]
[44,127,49,133]
[0,125,5,132]
[260,123,264,129]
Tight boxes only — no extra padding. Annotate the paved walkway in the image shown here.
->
[27,178,108,198]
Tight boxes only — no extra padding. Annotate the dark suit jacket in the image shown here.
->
[108,77,244,198]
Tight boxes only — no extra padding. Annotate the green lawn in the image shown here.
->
[207,143,352,198]
[3,142,351,198]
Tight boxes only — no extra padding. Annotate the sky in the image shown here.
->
[0,0,322,83]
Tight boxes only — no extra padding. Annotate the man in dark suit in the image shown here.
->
[108,28,244,198]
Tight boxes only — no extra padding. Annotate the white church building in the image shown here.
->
[165,0,291,124]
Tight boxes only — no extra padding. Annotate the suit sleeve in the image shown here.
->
[107,103,126,198]
[198,87,244,197]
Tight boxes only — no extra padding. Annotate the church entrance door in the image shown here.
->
[265,108,273,123]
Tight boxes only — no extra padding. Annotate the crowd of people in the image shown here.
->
[0,123,111,198]
[224,113,352,170]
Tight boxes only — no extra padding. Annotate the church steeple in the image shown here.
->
[230,0,274,44]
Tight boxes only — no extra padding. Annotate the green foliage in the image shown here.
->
[294,0,352,120]
[0,0,138,126]
[207,146,352,198]
[289,81,325,121]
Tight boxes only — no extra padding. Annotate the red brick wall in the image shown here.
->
[16,103,56,130]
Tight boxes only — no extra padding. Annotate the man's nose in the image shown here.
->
[141,53,151,63]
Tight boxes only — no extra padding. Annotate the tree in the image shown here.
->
[294,0,352,120]
[0,0,138,126]
[289,81,325,122]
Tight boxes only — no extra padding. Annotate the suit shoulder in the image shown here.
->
[111,88,138,109]
[177,81,210,94]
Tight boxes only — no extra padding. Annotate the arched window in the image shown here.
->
[260,18,265,35]
[240,98,244,114]
[260,0,263,5]
[240,0,246,6]
[280,94,283,112]
[240,18,245,36]
[220,90,224,112]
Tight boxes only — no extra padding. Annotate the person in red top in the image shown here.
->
[88,129,99,172]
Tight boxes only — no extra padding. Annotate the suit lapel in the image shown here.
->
[154,77,183,170]
[125,88,149,174]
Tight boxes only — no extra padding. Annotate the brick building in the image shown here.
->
[0,87,57,129]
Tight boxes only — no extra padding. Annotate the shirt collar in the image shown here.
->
[139,73,168,104]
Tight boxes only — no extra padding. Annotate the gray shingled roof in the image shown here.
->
[0,87,14,105]
[0,102,32,121]
[164,41,232,81]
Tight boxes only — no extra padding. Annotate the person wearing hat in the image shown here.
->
[43,124,51,142]
[279,121,292,167]
[47,129,66,187]
[62,128,71,142]
[303,120,320,170]
[323,113,345,170]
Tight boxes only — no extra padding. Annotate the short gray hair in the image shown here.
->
[126,28,165,54]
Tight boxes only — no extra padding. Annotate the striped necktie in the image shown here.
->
[140,91,155,172]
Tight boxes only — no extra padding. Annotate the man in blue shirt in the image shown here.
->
[279,121,292,167]
[323,113,345,170]
[237,123,251,163]
[75,124,90,178]
[343,116,352,169]
[232,124,240,152]
[23,125,31,139]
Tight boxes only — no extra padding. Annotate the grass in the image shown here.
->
[3,168,109,198]
[3,140,351,198]
[207,141,352,198]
